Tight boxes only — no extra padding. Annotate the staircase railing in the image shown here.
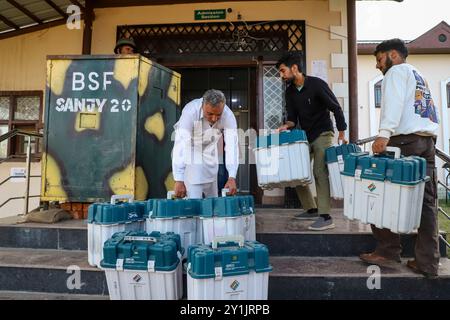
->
[0,129,43,215]
[354,135,450,249]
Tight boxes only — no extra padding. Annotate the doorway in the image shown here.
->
[174,67,257,195]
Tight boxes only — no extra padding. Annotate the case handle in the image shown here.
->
[167,191,187,199]
[212,235,245,249]
[373,146,401,159]
[110,194,134,205]
[167,191,175,199]
[124,236,157,243]
[221,188,230,197]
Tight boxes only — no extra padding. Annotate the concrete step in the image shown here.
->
[0,248,449,299]
[0,209,447,257]
[0,247,107,295]
[0,218,87,251]
[256,209,448,257]
[268,256,450,300]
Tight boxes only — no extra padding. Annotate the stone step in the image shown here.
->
[268,256,450,300]
[0,247,107,296]
[0,248,449,299]
[0,218,87,251]
[0,209,447,257]
[256,209,448,257]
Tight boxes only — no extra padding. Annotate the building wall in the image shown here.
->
[0,0,345,114]
[357,53,450,191]
[0,162,41,218]
[0,24,83,92]
[0,26,82,216]
[91,1,344,86]
[0,1,344,94]
[0,0,348,209]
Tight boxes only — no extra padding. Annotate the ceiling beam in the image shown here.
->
[92,0,404,7]
[0,14,19,30]
[69,0,85,12]
[69,1,95,20]
[82,0,94,54]
[44,0,69,19]
[93,0,267,8]
[6,0,43,24]
[0,16,84,40]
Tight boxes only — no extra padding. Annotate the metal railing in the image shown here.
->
[0,129,43,215]
[435,149,450,249]
[355,135,450,249]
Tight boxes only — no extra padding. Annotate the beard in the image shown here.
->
[382,55,394,75]
[282,75,294,85]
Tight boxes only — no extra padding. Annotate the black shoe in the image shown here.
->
[294,208,319,220]
[308,217,335,231]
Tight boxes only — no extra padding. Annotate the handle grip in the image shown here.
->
[124,236,157,243]
[386,146,401,158]
[167,191,175,199]
[167,190,187,199]
[373,146,401,159]
[221,188,230,197]
[212,235,245,249]
[110,194,134,205]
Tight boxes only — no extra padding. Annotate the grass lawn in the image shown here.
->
[437,200,450,258]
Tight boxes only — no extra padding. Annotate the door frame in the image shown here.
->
[168,62,263,202]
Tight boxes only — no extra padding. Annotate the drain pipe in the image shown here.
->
[23,135,31,215]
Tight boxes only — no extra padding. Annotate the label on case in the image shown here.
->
[355,169,362,180]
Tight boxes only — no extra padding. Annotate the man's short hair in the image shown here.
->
[202,89,226,108]
[374,38,408,59]
[276,52,304,72]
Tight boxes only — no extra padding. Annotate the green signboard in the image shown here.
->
[194,9,226,20]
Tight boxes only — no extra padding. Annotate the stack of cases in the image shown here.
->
[198,195,256,245]
[342,152,429,233]
[146,198,202,259]
[101,230,183,300]
[255,130,311,189]
[325,144,361,199]
[87,197,146,267]
[187,236,272,300]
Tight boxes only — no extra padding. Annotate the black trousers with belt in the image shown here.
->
[370,134,440,275]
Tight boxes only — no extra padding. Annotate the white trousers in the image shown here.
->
[186,181,218,199]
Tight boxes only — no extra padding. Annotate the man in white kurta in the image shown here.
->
[172,89,239,199]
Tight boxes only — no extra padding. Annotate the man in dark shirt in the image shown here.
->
[277,52,347,231]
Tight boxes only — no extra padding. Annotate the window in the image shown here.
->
[0,91,43,160]
[263,65,285,129]
[374,80,382,108]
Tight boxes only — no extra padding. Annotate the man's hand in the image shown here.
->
[338,131,348,145]
[224,177,237,196]
[174,181,187,198]
[372,137,389,154]
[276,124,290,133]
[276,121,295,133]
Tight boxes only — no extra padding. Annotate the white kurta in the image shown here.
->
[172,98,239,185]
